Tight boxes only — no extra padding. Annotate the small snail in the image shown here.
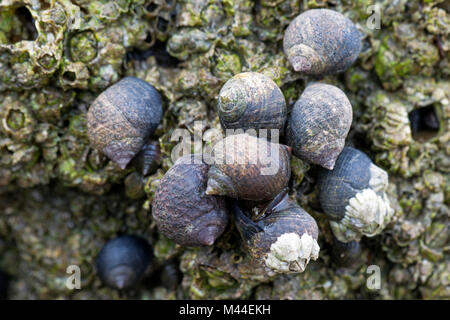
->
[286,83,353,170]
[233,190,320,273]
[132,139,162,175]
[152,154,229,247]
[331,238,362,268]
[317,147,394,243]
[283,9,361,76]
[206,133,291,202]
[160,261,182,291]
[96,235,153,290]
[217,72,287,134]
[87,76,163,169]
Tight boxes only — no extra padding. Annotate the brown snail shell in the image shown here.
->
[283,9,361,76]
[233,191,320,273]
[285,83,353,170]
[87,77,163,169]
[152,154,229,247]
[206,133,291,202]
[217,72,287,133]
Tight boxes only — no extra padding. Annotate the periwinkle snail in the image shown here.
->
[286,83,353,170]
[206,133,291,202]
[217,72,287,133]
[317,147,394,243]
[87,76,163,169]
[132,139,162,176]
[152,154,229,247]
[283,9,361,76]
[96,235,153,290]
[233,190,320,273]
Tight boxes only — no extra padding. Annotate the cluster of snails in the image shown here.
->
[87,8,394,286]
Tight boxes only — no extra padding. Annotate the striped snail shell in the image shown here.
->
[87,77,163,169]
[317,147,394,243]
[152,154,229,247]
[233,190,320,273]
[217,72,287,134]
[286,83,353,170]
[132,139,162,176]
[283,9,361,76]
[206,133,291,202]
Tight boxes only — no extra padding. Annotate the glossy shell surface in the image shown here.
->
[206,134,291,202]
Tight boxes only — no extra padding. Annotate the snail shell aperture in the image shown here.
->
[233,191,320,274]
[317,147,394,243]
[217,72,287,133]
[206,133,291,202]
[95,235,153,290]
[152,154,229,247]
[87,76,163,169]
[283,9,361,76]
[286,83,353,170]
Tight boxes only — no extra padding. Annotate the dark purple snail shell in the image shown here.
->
[96,235,153,290]
[152,154,229,247]
[87,76,163,169]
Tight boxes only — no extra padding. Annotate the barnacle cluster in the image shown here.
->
[0,0,448,300]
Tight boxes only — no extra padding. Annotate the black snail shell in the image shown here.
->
[96,235,153,290]
[206,133,291,202]
[283,9,361,76]
[331,238,362,268]
[317,147,394,243]
[233,191,320,273]
[217,72,287,134]
[152,154,229,247]
[160,262,182,291]
[87,76,163,169]
[286,83,353,170]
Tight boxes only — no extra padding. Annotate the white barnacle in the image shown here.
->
[264,232,320,273]
[331,188,394,243]
[368,163,389,192]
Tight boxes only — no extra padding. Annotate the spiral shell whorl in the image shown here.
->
[87,77,162,169]
[283,9,361,75]
[217,72,286,132]
[286,83,352,170]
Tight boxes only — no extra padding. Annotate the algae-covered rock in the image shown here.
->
[0,0,448,300]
